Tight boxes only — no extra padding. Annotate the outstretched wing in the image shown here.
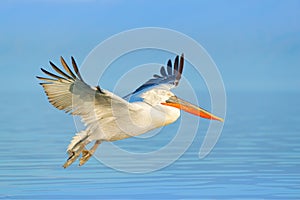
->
[124,54,184,101]
[37,57,132,129]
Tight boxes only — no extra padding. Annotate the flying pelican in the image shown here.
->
[37,54,223,168]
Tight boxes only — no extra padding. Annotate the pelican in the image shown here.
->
[37,54,223,168]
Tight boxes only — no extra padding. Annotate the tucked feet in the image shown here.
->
[78,140,102,167]
[63,142,86,168]
[79,150,92,166]
[63,151,81,168]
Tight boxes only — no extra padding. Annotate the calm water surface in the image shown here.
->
[0,91,299,199]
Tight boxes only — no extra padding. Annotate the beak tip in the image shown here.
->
[212,116,224,122]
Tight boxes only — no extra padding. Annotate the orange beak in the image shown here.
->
[161,96,224,122]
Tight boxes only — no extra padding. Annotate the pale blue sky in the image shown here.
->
[0,0,299,92]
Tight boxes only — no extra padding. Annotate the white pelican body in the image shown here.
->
[78,88,180,143]
[37,54,222,168]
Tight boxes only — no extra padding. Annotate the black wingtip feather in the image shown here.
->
[71,56,83,81]
[36,76,56,82]
[49,61,73,80]
[160,66,167,77]
[174,53,184,85]
[60,56,77,79]
[179,53,184,75]
[153,74,162,78]
[40,68,66,80]
[167,60,172,75]
[174,56,179,74]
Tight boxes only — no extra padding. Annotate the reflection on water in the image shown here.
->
[1,91,300,199]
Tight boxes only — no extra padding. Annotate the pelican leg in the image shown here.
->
[79,140,102,166]
[63,138,89,168]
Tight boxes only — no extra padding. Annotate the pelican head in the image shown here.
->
[140,87,223,122]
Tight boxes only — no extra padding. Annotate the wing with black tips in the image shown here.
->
[37,56,131,126]
[124,53,184,101]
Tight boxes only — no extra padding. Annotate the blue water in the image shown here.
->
[1,91,300,199]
